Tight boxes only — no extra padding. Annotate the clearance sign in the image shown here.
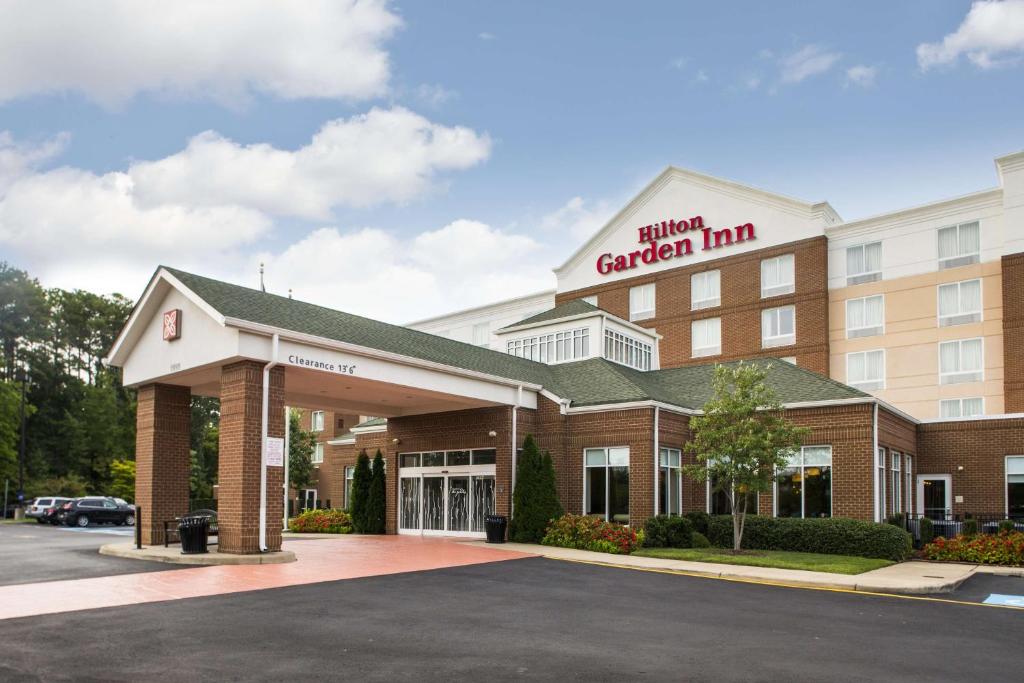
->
[596,215,755,275]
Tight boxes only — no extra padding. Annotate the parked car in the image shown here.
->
[61,497,136,527]
[40,502,68,525]
[26,497,72,522]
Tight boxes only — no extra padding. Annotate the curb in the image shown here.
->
[99,543,297,565]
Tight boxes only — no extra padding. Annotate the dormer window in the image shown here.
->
[604,329,652,371]
[507,327,589,362]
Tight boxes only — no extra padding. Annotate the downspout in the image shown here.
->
[282,404,290,531]
[260,333,280,552]
[510,384,522,518]
[653,406,660,517]
[872,401,880,523]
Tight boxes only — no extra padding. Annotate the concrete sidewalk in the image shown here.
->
[467,541,992,594]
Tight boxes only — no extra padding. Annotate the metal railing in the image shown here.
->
[892,512,1024,545]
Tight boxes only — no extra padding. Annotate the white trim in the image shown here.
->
[327,436,356,446]
[824,188,1000,239]
[349,423,387,434]
[873,403,880,522]
[919,411,1024,424]
[917,473,952,517]
[564,400,696,416]
[1006,455,1024,519]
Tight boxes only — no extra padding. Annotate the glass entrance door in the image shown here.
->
[918,475,951,520]
[399,471,495,537]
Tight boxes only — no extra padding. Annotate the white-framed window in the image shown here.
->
[846,295,884,338]
[581,295,598,306]
[761,254,795,298]
[847,349,885,390]
[761,305,795,348]
[891,452,902,515]
[472,322,491,347]
[846,241,882,285]
[584,447,630,523]
[877,448,886,520]
[691,318,721,358]
[939,397,984,418]
[345,465,355,509]
[312,442,324,465]
[939,338,983,384]
[658,448,682,516]
[604,329,653,371]
[775,446,832,519]
[778,356,797,365]
[1007,456,1024,519]
[629,283,656,321]
[937,279,982,327]
[507,327,589,363]
[311,410,325,432]
[691,270,721,310]
[904,455,913,515]
[937,221,980,269]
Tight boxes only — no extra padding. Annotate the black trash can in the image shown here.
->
[178,515,210,554]
[484,515,507,544]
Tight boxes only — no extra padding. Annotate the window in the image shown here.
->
[472,322,490,347]
[397,448,495,468]
[1007,456,1024,520]
[761,254,795,298]
[847,350,885,390]
[761,305,795,348]
[937,221,980,269]
[778,356,797,365]
[629,283,656,321]
[846,295,884,338]
[507,327,589,363]
[877,448,886,520]
[311,410,324,432]
[604,329,653,370]
[776,446,832,518]
[904,455,913,515]
[691,318,721,358]
[345,466,355,508]
[939,338,983,384]
[581,295,598,306]
[938,279,982,326]
[891,452,902,515]
[846,242,882,285]
[312,443,324,465]
[658,448,682,516]
[691,270,721,310]
[940,397,984,418]
[584,447,629,523]
[709,475,759,516]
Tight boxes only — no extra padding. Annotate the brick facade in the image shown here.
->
[555,236,830,374]
[134,383,191,545]
[1002,252,1024,412]
[217,361,285,554]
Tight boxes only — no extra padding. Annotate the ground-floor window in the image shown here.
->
[708,476,759,516]
[1008,456,1024,520]
[776,446,832,518]
[877,447,886,520]
[904,455,913,514]
[585,447,629,524]
[891,451,902,514]
[658,447,682,515]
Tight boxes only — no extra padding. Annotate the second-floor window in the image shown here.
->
[846,295,884,338]
[847,349,885,390]
[472,322,490,347]
[761,254,794,298]
[691,318,721,358]
[311,410,324,432]
[605,329,652,371]
[761,305,795,348]
[940,397,983,418]
[846,241,882,285]
[939,338,983,384]
[312,443,324,465]
[937,221,980,269]
[937,279,982,326]
[691,270,721,310]
[629,283,656,321]
[507,327,589,363]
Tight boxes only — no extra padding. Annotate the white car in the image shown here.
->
[25,497,72,522]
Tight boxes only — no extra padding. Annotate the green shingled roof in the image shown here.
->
[498,298,601,330]
[161,266,867,411]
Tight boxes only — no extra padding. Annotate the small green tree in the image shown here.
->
[288,409,316,493]
[109,458,135,502]
[365,450,387,534]
[510,434,563,543]
[349,450,372,533]
[683,362,810,551]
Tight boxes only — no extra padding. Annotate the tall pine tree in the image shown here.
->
[365,450,387,534]
[349,450,372,532]
[510,434,563,542]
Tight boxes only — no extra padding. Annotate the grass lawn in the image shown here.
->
[632,547,894,575]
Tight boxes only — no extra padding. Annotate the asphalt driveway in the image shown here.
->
[1,556,1020,682]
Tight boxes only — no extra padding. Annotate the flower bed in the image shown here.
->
[288,508,353,534]
[541,514,641,555]
[922,530,1024,566]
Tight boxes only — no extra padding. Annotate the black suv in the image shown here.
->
[62,497,136,527]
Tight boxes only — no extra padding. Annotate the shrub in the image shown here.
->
[288,508,353,534]
[919,517,935,546]
[885,513,905,528]
[643,515,694,548]
[706,515,912,561]
[541,514,641,555]
[999,520,1017,534]
[923,531,1024,566]
[364,450,387,534]
[691,531,711,548]
[349,451,372,533]
[962,518,979,537]
[510,435,564,543]
[685,510,711,536]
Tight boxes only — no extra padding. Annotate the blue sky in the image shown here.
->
[0,1,1022,321]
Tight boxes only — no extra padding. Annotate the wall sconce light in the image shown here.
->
[957,465,964,471]
[488,430,497,438]
[392,438,401,445]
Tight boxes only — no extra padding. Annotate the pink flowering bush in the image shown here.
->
[541,514,641,555]
[923,530,1024,566]
[288,508,353,534]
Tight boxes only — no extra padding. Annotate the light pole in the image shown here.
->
[15,350,28,511]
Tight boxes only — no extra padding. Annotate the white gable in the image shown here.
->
[554,167,840,293]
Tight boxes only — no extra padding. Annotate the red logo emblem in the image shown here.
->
[162,309,181,341]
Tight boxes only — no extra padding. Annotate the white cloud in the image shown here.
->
[779,45,842,84]
[540,196,615,241]
[478,32,496,41]
[0,131,69,194]
[414,83,458,108]
[694,69,710,83]
[845,65,878,88]
[917,0,1024,70]
[0,0,401,107]
[128,107,491,221]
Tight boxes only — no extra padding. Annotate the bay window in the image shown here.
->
[939,338,983,384]
[846,241,882,285]
[846,295,884,338]
[937,279,982,326]
[658,448,682,516]
[937,221,980,269]
[761,305,795,348]
[691,270,721,310]
[585,447,629,523]
[691,317,721,358]
[605,329,652,370]
[761,254,795,298]
[847,349,885,390]
[776,446,832,519]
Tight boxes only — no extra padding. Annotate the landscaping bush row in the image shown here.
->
[923,531,1024,566]
[541,514,641,554]
[706,515,912,561]
[288,508,353,534]
[643,515,694,548]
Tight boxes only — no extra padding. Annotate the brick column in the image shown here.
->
[218,360,285,554]
[135,383,191,545]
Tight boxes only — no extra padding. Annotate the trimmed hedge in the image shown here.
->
[691,531,711,548]
[706,515,912,561]
[643,515,694,548]
[685,510,710,536]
